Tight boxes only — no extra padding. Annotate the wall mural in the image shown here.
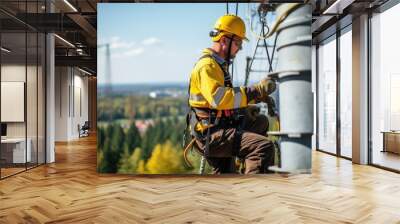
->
[97,2,312,174]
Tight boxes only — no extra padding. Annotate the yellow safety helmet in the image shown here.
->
[210,14,248,42]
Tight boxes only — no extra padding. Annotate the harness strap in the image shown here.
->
[193,52,234,117]
[187,51,244,161]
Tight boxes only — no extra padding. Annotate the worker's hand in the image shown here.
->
[246,104,260,122]
[265,96,276,117]
[253,77,276,102]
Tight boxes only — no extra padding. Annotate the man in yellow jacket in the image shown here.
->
[188,14,276,174]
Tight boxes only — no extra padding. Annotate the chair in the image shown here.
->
[78,121,90,138]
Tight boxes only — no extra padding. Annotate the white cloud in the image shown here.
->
[107,36,136,50]
[110,42,135,49]
[141,37,162,46]
[107,37,162,58]
[124,47,144,56]
[111,47,145,58]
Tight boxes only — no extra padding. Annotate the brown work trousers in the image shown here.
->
[195,114,274,174]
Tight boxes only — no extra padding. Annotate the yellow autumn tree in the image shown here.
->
[145,141,185,174]
[118,147,143,174]
[137,160,147,174]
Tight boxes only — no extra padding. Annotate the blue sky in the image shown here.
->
[97,3,275,85]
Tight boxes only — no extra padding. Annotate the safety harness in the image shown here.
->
[185,49,245,165]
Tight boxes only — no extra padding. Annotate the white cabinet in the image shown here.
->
[1,138,32,163]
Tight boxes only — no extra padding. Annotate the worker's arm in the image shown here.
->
[199,65,258,110]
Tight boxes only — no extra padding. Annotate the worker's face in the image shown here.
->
[221,35,243,58]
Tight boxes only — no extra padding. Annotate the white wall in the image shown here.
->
[55,66,89,141]
[72,73,89,138]
[55,66,69,141]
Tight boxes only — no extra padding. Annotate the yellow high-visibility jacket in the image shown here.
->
[189,48,252,110]
[189,48,257,132]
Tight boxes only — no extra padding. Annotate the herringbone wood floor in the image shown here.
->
[1,135,400,223]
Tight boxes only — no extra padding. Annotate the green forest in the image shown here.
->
[97,94,211,174]
[98,95,188,121]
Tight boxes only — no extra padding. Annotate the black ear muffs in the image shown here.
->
[209,29,219,37]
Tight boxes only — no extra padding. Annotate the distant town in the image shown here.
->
[97,83,187,98]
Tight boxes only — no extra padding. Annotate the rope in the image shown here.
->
[235,2,239,15]
[269,33,278,71]
[226,2,239,15]
[264,3,303,39]
[247,1,307,77]
[259,10,273,72]
[249,2,307,40]
[183,138,196,168]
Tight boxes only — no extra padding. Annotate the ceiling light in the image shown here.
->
[76,48,85,55]
[78,67,92,76]
[54,34,75,48]
[322,0,354,15]
[1,47,11,53]
[63,0,78,12]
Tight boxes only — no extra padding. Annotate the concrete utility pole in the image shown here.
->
[97,43,112,95]
[105,43,112,94]
[268,3,313,173]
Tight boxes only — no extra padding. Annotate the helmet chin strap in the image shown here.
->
[225,36,234,74]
